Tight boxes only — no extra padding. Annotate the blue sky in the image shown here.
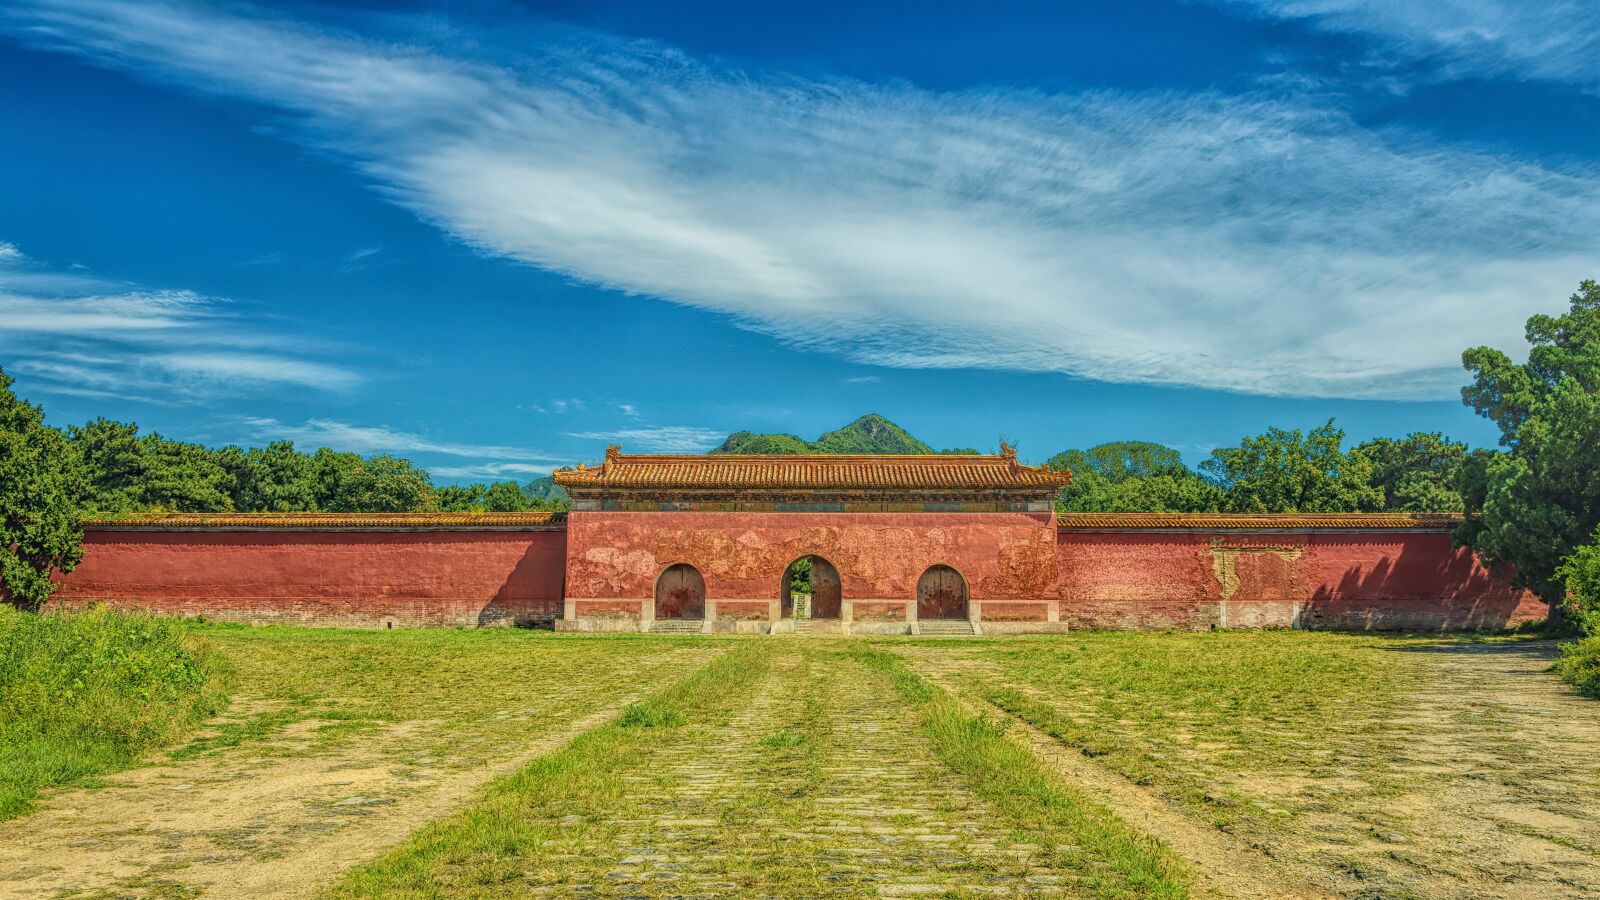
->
[1,0,1596,480]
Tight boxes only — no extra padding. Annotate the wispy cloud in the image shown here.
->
[238,416,569,477]
[566,426,725,453]
[1218,0,1600,88]
[615,402,641,419]
[5,2,1598,400]
[532,398,586,415]
[0,241,362,399]
[844,375,883,384]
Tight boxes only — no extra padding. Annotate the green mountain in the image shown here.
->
[523,475,569,503]
[714,414,973,455]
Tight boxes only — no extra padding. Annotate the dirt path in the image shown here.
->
[529,641,1103,896]
[0,649,715,899]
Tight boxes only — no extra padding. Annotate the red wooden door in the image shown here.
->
[655,564,705,619]
[917,565,967,620]
[810,557,842,619]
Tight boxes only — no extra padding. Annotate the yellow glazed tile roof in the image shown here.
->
[553,444,1070,492]
[1056,512,1463,530]
[83,512,566,528]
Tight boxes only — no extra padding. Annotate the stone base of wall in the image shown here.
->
[54,596,556,629]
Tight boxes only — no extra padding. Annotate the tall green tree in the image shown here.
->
[1201,421,1381,513]
[315,452,436,512]
[218,441,317,512]
[1047,441,1222,512]
[0,366,88,609]
[1353,432,1472,512]
[1457,280,1600,623]
[482,480,534,512]
[68,419,232,512]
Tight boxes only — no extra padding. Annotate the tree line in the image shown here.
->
[61,418,563,517]
[1049,427,1474,515]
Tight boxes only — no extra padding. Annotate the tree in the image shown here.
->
[1201,421,1381,513]
[436,484,487,512]
[1456,280,1600,624]
[219,441,316,512]
[0,366,88,609]
[319,453,436,512]
[1353,433,1471,512]
[1047,441,1223,512]
[482,481,533,512]
[68,420,232,512]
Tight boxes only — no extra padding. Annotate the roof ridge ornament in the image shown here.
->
[605,443,622,463]
[999,441,1017,463]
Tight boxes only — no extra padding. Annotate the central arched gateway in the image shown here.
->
[655,563,706,620]
[917,564,968,620]
[782,555,841,620]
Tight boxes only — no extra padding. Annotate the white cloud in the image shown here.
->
[1219,0,1600,88]
[239,416,557,459]
[566,426,726,453]
[615,402,641,419]
[428,461,561,479]
[0,239,362,398]
[844,375,883,384]
[5,2,1598,400]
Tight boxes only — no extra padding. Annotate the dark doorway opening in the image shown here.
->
[782,555,842,620]
[917,565,968,620]
[655,563,706,620]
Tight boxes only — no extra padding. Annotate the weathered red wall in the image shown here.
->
[55,528,567,627]
[563,510,1058,602]
[49,519,1543,632]
[1055,530,1544,630]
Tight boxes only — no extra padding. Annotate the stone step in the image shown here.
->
[916,620,975,636]
[649,619,705,634]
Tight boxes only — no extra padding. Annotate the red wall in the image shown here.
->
[50,520,1544,631]
[55,528,567,627]
[564,510,1058,602]
[1055,530,1544,630]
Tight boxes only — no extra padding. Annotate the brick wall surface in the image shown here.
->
[54,528,566,627]
[50,517,1545,631]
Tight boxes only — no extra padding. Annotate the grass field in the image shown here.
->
[0,623,1596,899]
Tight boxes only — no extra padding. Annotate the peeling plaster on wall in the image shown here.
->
[1209,539,1305,602]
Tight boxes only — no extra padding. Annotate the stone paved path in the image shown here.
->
[528,641,1090,897]
[901,639,1600,900]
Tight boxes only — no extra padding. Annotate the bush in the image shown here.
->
[0,605,225,819]
[1554,637,1600,699]
[1558,530,1600,636]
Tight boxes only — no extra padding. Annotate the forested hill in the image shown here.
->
[713,414,978,455]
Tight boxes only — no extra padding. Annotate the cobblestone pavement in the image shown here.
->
[528,641,1091,897]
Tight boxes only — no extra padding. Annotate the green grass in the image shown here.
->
[1556,635,1600,698]
[904,631,1427,829]
[330,642,769,897]
[0,604,226,819]
[852,643,1191,899]
[175,623,715,763]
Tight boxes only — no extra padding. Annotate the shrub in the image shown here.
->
[0,605,225,819]
[1554,637,1600,699]
[1558,529,1600,636]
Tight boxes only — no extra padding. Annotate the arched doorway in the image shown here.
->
[781,555,842,620]
[917,565,967,621]
[655,563,705,620]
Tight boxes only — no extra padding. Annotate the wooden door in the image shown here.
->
[809,557,842,619]
[917,565,967,620]
[655,564,705,619]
